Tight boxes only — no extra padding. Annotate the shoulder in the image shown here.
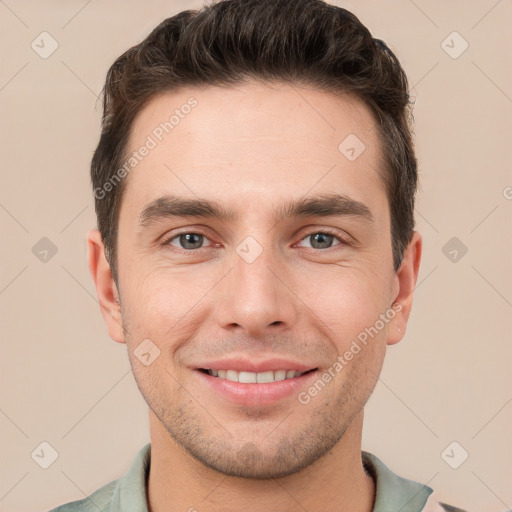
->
[361,451,472,512]
[46,442,151,512]
[46,479,117,512]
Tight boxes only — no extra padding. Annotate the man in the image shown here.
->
[49,0,468,510]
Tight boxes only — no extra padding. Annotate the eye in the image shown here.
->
[161,229,349,253]
[164,231,215,251]
[296,231,346,250]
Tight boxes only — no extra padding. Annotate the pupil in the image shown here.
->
[312,233,332,249]
[181,233,203,249]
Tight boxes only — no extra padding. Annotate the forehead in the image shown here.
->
[121,81,387,221]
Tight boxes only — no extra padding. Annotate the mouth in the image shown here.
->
[197,368,318,383]
[195,366,319,406]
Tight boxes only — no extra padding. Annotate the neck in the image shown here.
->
[147,409,375,512]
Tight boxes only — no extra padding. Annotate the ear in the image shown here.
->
[387,230,422,346]
[86,229,125,344]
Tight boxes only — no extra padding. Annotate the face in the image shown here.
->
[89,80,421,479]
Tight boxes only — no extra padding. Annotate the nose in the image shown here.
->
[215,242,299,338]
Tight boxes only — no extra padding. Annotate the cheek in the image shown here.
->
[121,249,393,356]
[121,268,215,347]
[301,268,390,350]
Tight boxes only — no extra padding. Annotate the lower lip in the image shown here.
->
[195,370,318,406]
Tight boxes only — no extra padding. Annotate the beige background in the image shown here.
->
[1,1,511,511]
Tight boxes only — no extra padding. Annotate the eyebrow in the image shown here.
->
[138,192,374,229]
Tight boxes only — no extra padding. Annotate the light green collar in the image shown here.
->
[107,444,432,512]
[362,451,433,512]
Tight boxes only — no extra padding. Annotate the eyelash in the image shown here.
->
[160,228,351,253]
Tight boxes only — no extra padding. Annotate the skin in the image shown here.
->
[87,80,422,512]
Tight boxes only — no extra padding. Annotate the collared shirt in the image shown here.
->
[47,443,468,512]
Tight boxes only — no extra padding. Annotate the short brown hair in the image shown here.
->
[91,0,418,284]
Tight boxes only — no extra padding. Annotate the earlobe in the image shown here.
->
[387,230,422,346]
[86,229,125,344]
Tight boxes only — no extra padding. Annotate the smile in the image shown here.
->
[195,366,320,406]
[198,368,316,383]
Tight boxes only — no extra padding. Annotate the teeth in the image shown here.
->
[256,371,274,383]
[274,370,287,381]
[206,369,307,383]
[226,370,238,382]
[239,371,257,383]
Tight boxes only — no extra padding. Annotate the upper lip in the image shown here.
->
[194,357,317,373]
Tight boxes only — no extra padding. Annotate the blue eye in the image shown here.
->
[161,229,348,253]
[167,232,209,250]
[297,232,344,250]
